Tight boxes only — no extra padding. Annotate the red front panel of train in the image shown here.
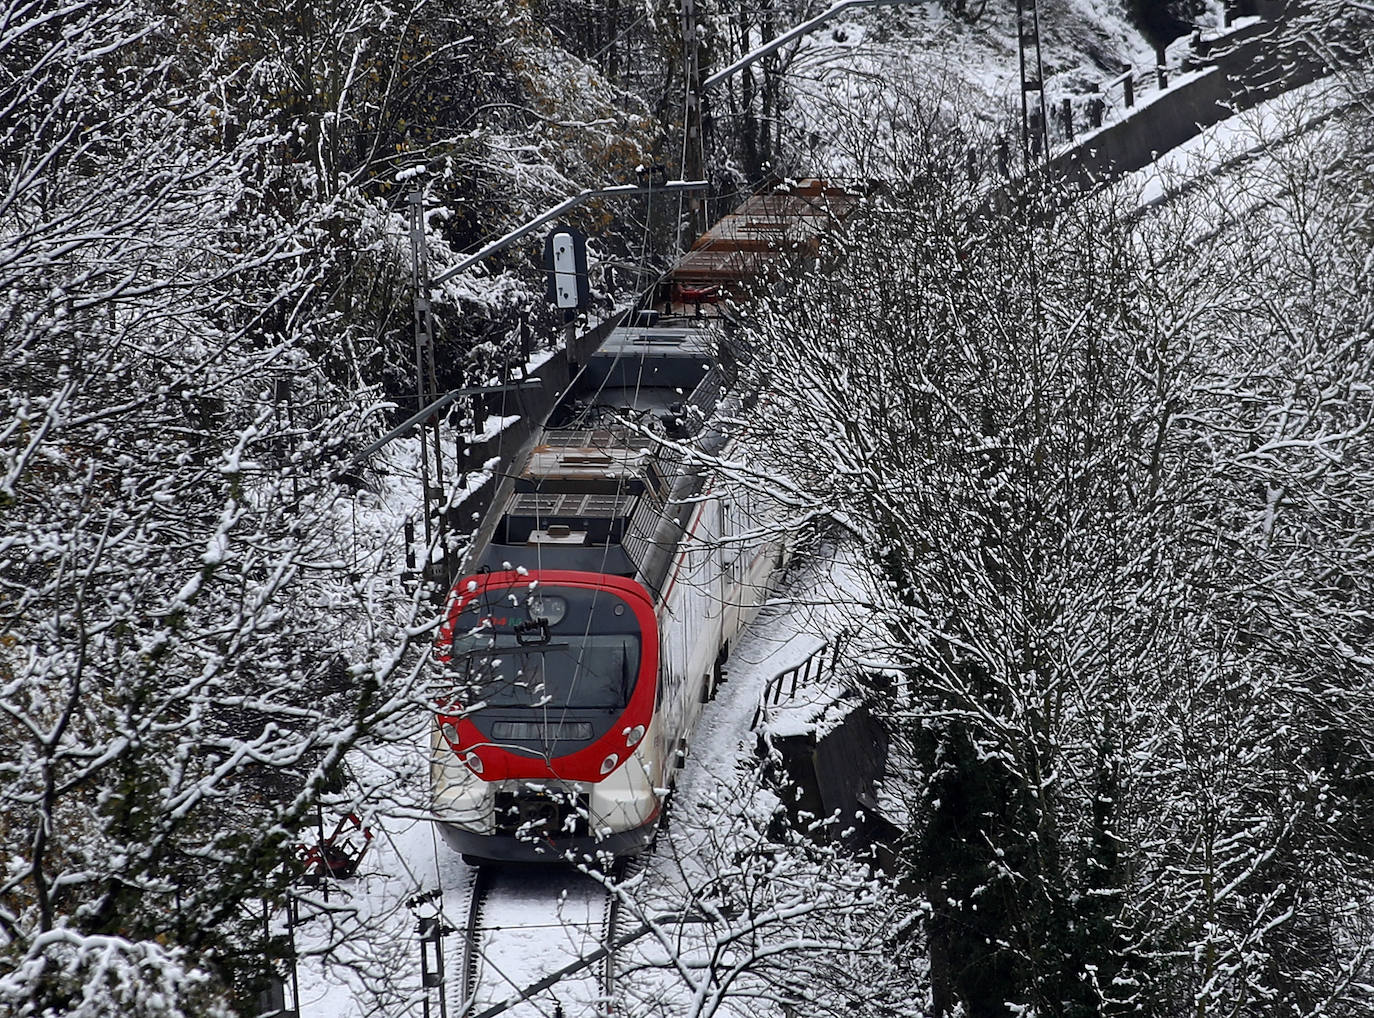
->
[435,570,658,783]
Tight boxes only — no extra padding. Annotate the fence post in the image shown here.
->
[1124,74,1135,108]
[1061,97,1073,141]
[1155,44,1168,89]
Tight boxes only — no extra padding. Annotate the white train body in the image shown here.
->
[431,318,780,864]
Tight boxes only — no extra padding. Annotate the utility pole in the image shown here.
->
[681,0,707,241]
[1016,0,1050,170]
[408,187,448,577]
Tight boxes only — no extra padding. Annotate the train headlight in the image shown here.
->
[623,725,645,748]
[599,753,619,775]
[439,721,459,745]
[463,752,485,775]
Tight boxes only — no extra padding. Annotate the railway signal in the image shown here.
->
[543,225,590,310]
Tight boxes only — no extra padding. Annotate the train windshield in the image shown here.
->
[446,584,644,710]
[452,636,640,709]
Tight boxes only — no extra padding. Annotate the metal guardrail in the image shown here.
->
[751,634,848,729]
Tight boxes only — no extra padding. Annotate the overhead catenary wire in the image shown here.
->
[423,19,835,999]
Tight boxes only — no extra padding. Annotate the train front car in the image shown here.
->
[430,316,738,863]
[433,569,663,863]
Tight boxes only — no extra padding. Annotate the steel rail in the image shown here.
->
[460,867,492,1008]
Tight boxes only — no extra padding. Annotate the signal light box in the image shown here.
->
[544,225,590,310]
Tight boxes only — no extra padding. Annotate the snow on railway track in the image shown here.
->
[457,863,631,1018]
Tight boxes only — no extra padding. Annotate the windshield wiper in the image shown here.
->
[459,641,570,657]
[514,618,550,645]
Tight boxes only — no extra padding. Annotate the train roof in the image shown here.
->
[517,428,664,496]
[477,314,729,596]
[478,419,679,587]
[669,179,860,288]
[576,320,718,394]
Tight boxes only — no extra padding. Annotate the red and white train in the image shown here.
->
[430,181,855,863]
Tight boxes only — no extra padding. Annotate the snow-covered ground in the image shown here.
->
[778,0,1160,177]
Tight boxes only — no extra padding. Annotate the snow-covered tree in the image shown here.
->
[618,751,914,1018]
[727,79,1374,1014]
[0,3,433,1012]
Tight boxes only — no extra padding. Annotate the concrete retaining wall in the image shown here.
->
[1046,10,1329,192]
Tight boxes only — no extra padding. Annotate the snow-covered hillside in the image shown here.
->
[765,0,1165,177]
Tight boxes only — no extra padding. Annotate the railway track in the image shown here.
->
[458,861,637,1018]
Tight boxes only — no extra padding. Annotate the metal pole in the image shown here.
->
[415,200,450,577]
[1016,0,1051,170]
[1017,0,1033,171]
[315,800,329,904]
[418,916,450,1018]
[286,894,300,1018]
[409,189,436,555]
[682,0,707,241]
[419,917,433,1018]
[1032,4,1049,160]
